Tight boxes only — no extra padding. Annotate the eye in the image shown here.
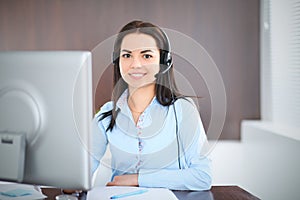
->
[121,53,131,58]
[143,54,153,59]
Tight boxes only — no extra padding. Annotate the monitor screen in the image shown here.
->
[0,51,93,190]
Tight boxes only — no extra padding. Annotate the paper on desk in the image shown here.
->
[87,186,178,200]
[0,183,47,200]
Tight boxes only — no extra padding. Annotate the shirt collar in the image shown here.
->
[116,89,129,112]
[116,89,159,113]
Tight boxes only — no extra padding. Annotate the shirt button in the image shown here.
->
[138,141,144,152]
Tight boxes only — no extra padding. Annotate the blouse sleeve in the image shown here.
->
[90,102,112,174]
[138,99,212,191]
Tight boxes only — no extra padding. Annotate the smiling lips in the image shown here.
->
[129,72,146,79]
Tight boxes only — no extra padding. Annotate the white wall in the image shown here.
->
[210,121,300,200]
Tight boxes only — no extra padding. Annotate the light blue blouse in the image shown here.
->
[91,89,212,191]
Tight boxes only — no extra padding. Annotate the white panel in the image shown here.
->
[260,0,272,121]
[269,0,300,136]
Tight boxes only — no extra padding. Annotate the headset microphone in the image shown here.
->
[155,64,172,78]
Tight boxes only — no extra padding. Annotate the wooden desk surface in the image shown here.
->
[173,186,260,200]
[42,186,260,200]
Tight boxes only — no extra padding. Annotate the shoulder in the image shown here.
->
[174,97,197,111]
[93,101,114,132]
[173,97,200,123]
[94,101,114,122]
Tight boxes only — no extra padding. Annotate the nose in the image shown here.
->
[130,56,142,69]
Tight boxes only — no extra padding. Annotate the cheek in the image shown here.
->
[119,62,130,76]
[147,63,160,74]
[153,57,160,74]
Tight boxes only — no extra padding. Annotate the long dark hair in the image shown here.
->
[100,20,184,131]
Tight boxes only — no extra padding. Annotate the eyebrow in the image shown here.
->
[121,49,132,53]
[141,49,155,54]
[121,49,156,54]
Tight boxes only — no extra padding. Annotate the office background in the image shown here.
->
[0,0,260,140]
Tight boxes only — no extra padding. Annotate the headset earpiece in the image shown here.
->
[166,52,172,67]
[156,50,172,76]
[160,50,172,67]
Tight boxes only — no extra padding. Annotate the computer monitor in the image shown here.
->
[0,51,93,190]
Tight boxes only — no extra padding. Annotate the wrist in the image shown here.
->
[135,173,139,186]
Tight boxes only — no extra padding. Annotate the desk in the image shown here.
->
[42,186,259,200]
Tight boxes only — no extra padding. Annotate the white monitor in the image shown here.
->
[0,51,93,190]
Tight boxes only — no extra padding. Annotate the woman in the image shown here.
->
[91,20,212,191]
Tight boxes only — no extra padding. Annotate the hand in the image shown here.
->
[106,174,138,187]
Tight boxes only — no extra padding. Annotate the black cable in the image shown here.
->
[167,71,181,169]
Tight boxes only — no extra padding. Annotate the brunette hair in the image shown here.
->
[100,20,184,131]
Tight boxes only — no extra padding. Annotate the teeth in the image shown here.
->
[131,73,144,77]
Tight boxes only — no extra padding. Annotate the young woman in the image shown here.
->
[91,20,212,191]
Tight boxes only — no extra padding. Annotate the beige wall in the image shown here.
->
[0,0,260,139]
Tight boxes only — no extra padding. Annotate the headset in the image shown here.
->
[112,30,183,169]
[157,50,173,76]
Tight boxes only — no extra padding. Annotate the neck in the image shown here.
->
[128,84,155,113]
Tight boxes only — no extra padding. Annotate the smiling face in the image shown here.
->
[119,33,160,92]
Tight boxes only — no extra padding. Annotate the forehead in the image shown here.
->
[120,33,158,51]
